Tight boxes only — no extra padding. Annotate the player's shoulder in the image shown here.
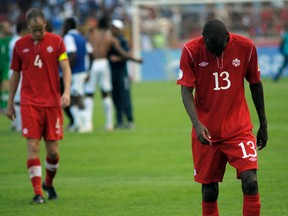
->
[182,36,204,56]
[15,34,32,46]
[230,33,254,47]
[183,36,204,51]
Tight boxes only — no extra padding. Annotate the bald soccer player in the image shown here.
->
[177,19,267,216]
[7,8,71,204]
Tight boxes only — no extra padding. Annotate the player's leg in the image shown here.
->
[112,78,124,128]
[123,76,134,128]
[100,60,113,131]
[68,95,80,131]
[220,131,260,216]
[0,65,10,113]
[69,74,82,132]
[75,73,90,133]
[43,140,59,200]
[240,169,261,216]
[26,138,45,204]
[21,105,45,204]
[274,56,288,81]
[101,90,114,131]
[192,137,226,216]
[83,61,97,131]
[202,183,219,216]
[42,107,63,200]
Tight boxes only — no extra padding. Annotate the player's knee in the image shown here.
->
[241,170,258,195]
[242,178,258,195]
[202,183,219,202]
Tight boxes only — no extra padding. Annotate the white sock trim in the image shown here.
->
[45,161,59,172]
[28,166,42,179]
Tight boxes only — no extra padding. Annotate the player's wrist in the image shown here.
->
[260,123,267,129]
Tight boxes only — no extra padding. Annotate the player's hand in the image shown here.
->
[61,92,70,108]
[6,101,16,121]
[256,126,267,151]
[194,123,212,145]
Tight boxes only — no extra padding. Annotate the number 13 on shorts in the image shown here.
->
[239,141,257,159]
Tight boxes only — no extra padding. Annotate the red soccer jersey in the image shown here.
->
[177,33,261,142]
[11,32,67,107]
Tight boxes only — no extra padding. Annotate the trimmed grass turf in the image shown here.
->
[0,79,287,215]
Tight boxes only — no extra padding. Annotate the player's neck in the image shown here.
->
[33,32,46,44]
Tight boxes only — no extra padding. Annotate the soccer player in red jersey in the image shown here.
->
[177,19,268,216]
[7,8,72,204]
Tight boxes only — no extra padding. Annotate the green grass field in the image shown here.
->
[0,79,287,216]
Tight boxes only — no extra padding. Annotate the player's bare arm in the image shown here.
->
[59,60,71,108]
[6,71,20,121]
[249,82,268,150]
[181,86,211,145]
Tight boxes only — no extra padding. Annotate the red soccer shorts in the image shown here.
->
[191,130,258,184]
[21,105,63,140]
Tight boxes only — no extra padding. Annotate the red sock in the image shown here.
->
[202,201,219,216]
[27,158,43,196]
[243,194,261,216]
[45,155,59,187]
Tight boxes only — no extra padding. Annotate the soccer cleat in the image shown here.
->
[114,123,125,129]
[30,194,45,204]
[42,182,58,200]
[126,122,135,129]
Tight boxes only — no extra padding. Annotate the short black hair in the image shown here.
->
[98,15,110,30]
[26,8,46,23]
[202,19,227,36]
[64,17,77,30]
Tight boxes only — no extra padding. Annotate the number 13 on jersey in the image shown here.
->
[213,71,231,90]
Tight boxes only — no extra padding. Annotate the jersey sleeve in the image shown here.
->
[10,44,21,72]
[58,39,68,62]
[245,44,261,84]
[63,34,76,53]
[176,45,196,88]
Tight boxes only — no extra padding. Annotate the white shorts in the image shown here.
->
[84,59,112,93]
[9,70,21,103]
[71,72,87,96]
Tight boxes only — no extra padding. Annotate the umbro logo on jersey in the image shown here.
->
[22,48,30,53]
[199,62,209,67]
[232,58,241,67]
[47,46,54,53]
[177,69,183,80]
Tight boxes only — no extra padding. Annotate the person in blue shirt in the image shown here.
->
[62,17,93,132]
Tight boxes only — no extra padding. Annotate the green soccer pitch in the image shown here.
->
[0,79,287,216]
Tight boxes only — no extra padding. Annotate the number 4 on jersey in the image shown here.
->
[34,54,43,68]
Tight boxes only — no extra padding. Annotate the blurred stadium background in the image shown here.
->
[1,0,288,81]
